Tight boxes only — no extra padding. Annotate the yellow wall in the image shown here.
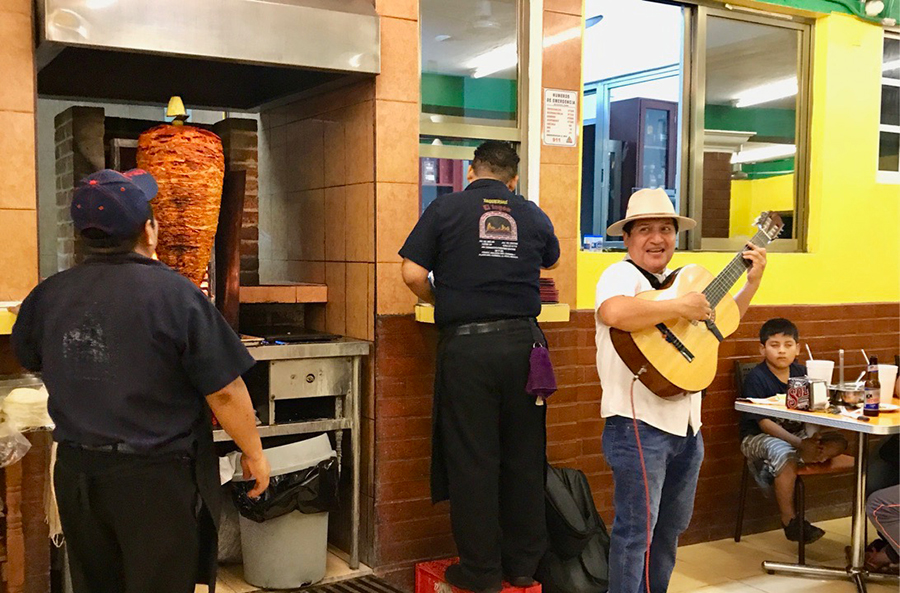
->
[729,174,795,237]
[577,13,900,309]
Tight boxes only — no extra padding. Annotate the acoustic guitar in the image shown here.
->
[610,212,784,399]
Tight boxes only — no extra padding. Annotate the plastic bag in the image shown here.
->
[217,485,243,564]
[0,419,31,468]
[232,456,339,523]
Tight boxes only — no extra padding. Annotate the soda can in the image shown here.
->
[786,377,810,410]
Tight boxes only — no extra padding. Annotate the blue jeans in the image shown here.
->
[602,415,704,593]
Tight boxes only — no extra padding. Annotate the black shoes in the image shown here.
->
[505,575,536,588]
[783,517,825,544]
[444,564,502,593]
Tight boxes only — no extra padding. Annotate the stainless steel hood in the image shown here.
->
[35,0,381,109]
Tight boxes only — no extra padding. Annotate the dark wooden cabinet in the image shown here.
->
[609,98,678,224]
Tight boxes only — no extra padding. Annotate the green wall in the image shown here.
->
[421,73,517,120]
[705,105,796,178]
[757,0,898,21]
[705,104,796,141]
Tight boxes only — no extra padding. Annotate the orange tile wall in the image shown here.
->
[0,0,38,301]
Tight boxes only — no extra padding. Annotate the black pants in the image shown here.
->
[55,445,200,593]
[439,324,548,586]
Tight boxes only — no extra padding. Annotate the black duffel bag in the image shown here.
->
[536,465,610,593]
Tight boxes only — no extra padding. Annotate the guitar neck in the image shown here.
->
[702,230,770,307]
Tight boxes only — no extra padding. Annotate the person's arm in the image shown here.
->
[734,243,767,318]
[598,292,711,332]
[10,289,42,372]
[757,419,824,462]
[539,209,561,270]
[401,258,434,304]
[757,418,803,447]
[206,377,270,497]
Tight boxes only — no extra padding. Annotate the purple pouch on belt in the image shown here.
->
[526,344,557,399]
[526,320,556,400]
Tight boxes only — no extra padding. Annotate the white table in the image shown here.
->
[734,401,900,593]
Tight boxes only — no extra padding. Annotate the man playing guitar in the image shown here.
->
[595,188,767,593]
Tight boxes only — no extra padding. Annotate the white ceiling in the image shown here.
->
[584,0,799,109]
[421,0,517,79]
[420,0,799,110]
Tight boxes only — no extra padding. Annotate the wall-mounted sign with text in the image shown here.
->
[542,88,578,147]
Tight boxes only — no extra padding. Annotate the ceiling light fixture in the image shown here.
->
[734,77,798,108]
[865,0,885,17]
[731,144,796,164]
[468,27,581,79]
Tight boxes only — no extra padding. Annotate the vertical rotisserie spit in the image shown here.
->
[136,123,224,286]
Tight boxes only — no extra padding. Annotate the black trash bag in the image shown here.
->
[232,456,339,523]
[536,465,610,593]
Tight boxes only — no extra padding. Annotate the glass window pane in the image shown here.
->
[884,37,900,81]
[703,17,800,241]
[419,156,470,213]
[879,132,900,173]
[420,0,518,128]
[418,140,520,214]
[580,0,686,245]
[882,85,899,126]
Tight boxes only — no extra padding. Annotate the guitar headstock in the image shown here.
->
[754,211,784,243]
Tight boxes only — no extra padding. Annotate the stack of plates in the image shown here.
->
[540,278,559,304]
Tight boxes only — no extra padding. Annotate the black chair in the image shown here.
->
[732,360,854,565]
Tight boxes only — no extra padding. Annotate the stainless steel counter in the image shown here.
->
[245,338,370,361]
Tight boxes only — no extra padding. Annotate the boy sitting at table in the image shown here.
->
[739,318,849,544]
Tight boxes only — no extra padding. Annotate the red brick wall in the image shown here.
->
[372,302,899,591]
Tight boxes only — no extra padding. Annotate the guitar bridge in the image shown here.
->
[656,323,695,362]
[705,319,724,342]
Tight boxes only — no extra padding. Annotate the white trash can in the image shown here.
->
[234,434,335,589]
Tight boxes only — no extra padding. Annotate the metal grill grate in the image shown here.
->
[256,575,408,593]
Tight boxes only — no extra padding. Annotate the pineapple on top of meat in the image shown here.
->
[136,124,224,287]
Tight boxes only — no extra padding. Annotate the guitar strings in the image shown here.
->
[701,230,770,307]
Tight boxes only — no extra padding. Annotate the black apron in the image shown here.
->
[194,406,223,592]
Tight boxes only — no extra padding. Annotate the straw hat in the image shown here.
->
[606,188,696,236]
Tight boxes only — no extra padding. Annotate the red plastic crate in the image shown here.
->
[416,558,542,593]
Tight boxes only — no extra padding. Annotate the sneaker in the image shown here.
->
[444,564,502,593]
[783,517,825,544]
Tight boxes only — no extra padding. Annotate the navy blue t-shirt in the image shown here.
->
[399,178,560,327]
[11,252,256,453]
[739,361,807,440]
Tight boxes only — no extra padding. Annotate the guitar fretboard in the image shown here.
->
[701,230,770,307]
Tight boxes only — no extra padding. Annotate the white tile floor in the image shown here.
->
[669,517,898,593]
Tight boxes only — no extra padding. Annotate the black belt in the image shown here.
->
[449,317,535,336]
[61,442,192,457]
[62,442,143,454]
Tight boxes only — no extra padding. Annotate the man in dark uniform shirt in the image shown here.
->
[12,169,270,593]
[400,141,560,593]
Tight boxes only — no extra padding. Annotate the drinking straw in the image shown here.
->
[806,344,814,361]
